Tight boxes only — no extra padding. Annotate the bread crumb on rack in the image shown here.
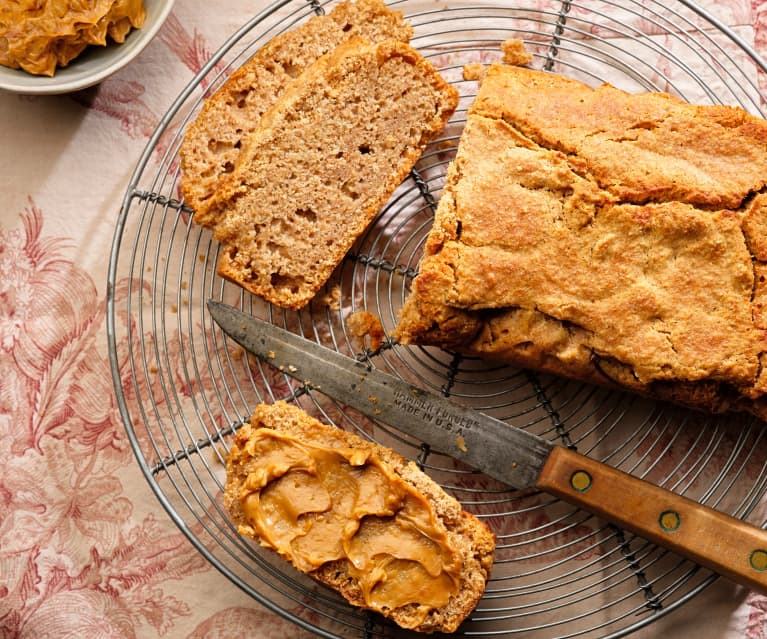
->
[462,62,486,82]
[320,285,342,311]
[500,38,533,66]
[346,310,385,351]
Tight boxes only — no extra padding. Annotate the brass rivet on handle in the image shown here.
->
[570,470,592,493]
[749,549,767,572]
[659,510,681,533]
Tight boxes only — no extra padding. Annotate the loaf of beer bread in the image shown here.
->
[395,63,767,420]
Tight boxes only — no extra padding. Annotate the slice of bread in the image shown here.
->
[208,38,458,309]
[225,401,495,634]
[179,0,412,227]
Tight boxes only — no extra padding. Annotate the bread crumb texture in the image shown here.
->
[210,37,457,309]
[225,401,495,633]
[179,0,413,223]
[395,64,767,420]
[462,62,486,82]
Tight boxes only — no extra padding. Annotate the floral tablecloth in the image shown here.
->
[2,0,767,637]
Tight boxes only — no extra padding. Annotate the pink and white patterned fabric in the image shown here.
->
[1,0,767,637]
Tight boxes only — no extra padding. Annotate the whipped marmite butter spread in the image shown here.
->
[233,425,462,617]
[225,402,496,633]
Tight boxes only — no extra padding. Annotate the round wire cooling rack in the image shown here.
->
[107,0,767,637]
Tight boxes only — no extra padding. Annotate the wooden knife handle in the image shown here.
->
[537,446,767,594]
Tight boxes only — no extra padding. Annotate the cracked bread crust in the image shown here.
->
[395,64,767,420]
[224,401,496,634]
[179,0,412,227]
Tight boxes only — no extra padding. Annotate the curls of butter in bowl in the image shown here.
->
[0,0,175,94]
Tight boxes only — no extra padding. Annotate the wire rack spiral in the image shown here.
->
[107,1,767,637]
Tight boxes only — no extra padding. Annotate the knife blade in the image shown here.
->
[209,299,767,595]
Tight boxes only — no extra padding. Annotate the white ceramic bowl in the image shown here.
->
[0,0,176,95]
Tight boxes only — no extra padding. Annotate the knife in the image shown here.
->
[208,299,767,594]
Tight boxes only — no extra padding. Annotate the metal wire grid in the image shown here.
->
[106,0,767,637]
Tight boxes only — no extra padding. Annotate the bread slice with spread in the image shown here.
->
[225,401,495,634]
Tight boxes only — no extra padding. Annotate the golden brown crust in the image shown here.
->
[470,66,767,209]
[179,0,412,226]
[225,401,495,634]
[208,37,458,309]
[395,63,767,420]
